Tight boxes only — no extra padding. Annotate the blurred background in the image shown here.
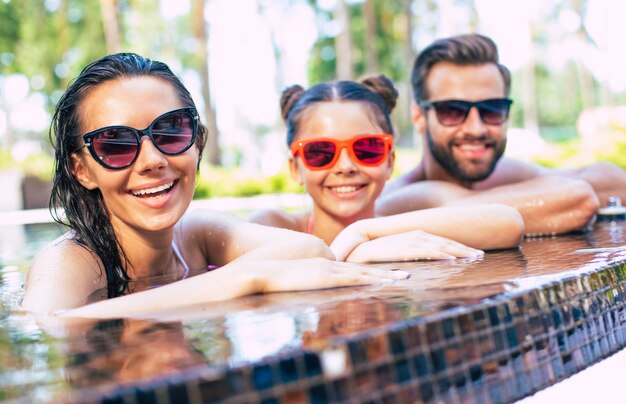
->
[1,0,625,211]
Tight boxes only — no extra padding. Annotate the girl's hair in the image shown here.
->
[49,53,207,297]
[280,74,398,146]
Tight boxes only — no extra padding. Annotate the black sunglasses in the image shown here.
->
[420,98,513,126]
[75,108,198,169]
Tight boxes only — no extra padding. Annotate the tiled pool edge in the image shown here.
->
[72,258,626,404]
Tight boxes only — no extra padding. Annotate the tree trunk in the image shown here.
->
[521,20,539,135]
[99,0,122,53]
[192,0,220,166]
[361,0,379,74]
[335,0,354,80]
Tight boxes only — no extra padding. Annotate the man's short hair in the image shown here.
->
[411,33,511,103]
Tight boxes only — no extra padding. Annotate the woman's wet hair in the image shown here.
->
[49,52,207,296]
[280,74,398,146]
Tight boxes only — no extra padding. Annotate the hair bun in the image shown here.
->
[360,75,398,112]
[280,85,305,121]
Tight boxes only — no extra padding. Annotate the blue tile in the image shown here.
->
[304,352,322,377]
[430,349,447,373]
[278,357,299,383]
[413,352,430,377]
[419,381,434,402]
[488,306,500,327]
[135,387,157,404]
[469,364,483,384]
[442,318,456,339]
[395,359,411,384]
[167,382,190,403]
[388,329,406,355]
[348,340,368,367]
[252,364,274,391]
[309,384,329,404]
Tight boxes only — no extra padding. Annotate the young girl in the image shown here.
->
[250,75,524,262]
[21,54,407,318]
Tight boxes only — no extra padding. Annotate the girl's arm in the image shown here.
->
[331,204,525,261]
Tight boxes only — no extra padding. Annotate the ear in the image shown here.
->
[411,101,427,135]
[288,156,304,185]
[71,153,99,190]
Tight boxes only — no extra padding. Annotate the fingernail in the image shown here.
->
[393,270,409,279]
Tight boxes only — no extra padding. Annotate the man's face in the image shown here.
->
[414,62,509,184]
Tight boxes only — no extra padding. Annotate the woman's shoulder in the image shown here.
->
[24,232,107,313]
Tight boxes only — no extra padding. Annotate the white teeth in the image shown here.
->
[131,181,174,196]
[332,185,361,193]
[458,144,486,150]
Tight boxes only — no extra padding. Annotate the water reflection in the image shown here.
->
[65,319,208,389]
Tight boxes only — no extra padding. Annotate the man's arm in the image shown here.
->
[376,176,599,236]
[555,161,626,207]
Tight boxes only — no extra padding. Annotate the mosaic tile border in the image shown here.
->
[74,258,626,404]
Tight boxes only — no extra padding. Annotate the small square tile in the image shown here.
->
[395,359,411,384]
[412,352,430,377]
[304,352,322,377]
[252,364,274,391]
[388,329,407,355]
[426,321,442,344]
[308,384,329,404]
[367,334,390,362]
[278,357,299,383]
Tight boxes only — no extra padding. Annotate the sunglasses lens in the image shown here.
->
[302,141,336,168]
[91,128,138,168]
[434,101,470,126]
[478,99,511,124]
[353,136,387,165]
[152,111,196,154]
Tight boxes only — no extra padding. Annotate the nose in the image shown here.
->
[333,146,358,174]
[461,106,487,135]
[134,136,167,172]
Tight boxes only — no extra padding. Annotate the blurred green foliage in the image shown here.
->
[194,165,304,199]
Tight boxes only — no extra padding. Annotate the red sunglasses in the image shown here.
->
[290,134,393,170]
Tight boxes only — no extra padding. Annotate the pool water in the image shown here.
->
[1,220,626,403]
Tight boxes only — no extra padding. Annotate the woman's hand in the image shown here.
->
[249,258,409,292]
[343,230,484,263]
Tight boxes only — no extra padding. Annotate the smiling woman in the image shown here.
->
[20,53,408,318]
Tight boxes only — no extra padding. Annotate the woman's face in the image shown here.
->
[290,101,394,224]
[71,76,199,236]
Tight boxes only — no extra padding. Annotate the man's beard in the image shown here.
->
[425,127,505,183]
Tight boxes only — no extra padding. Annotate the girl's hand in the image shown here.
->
[344,230,484,263]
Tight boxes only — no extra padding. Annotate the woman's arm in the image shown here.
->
[61,258,408,319]
[331,204,525,261]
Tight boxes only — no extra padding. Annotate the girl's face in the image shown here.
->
[71,76,199,237]
[289,101,394,224]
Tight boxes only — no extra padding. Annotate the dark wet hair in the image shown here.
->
[49,52,207,297]
[280,74,398,146]
[411,33,511,103]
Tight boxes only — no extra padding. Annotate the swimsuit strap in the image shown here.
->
[171,240,191,280]
[307,213,314,235]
